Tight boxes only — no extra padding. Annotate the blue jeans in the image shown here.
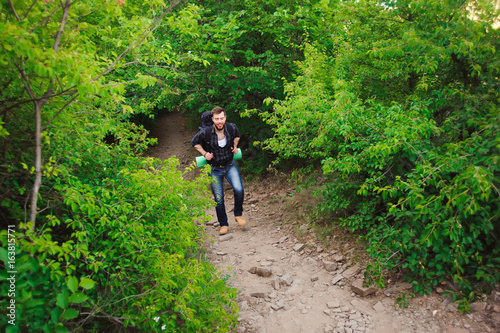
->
[210,161,244,227]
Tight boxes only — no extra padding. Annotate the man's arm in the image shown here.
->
[194,144,214,161]
[230,123,241,154]
[232,137,240,154]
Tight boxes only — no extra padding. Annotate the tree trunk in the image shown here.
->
[29,101,42,227]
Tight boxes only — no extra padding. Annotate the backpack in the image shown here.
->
[198,111,213,130]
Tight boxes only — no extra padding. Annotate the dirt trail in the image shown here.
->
[148,112,499,333]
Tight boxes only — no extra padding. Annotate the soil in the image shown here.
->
[147,111,500,333]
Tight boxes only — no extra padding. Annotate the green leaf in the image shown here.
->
[56,289,69,309]
[67,276,78,293]
[62,308,79,320]
[79,277,96,290]
[69,292,88,304]
[51,306,63,323]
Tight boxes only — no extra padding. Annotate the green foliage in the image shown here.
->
[0,1,237,331]
[396,292,415,310]
[253,0,500,300]
[137,0,341,171]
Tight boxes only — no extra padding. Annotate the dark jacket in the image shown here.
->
[191,123,241,166]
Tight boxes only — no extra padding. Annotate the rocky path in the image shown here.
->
[148,111,499,333]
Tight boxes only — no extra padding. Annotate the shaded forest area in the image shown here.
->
[0,0,499,332]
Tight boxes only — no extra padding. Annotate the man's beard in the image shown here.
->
[215,123,225,130]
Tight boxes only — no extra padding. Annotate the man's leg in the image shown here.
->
[226,163,245,226]
[210,167,228,233]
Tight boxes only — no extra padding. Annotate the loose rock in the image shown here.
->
[256,267,272,277]
[469,301,487,313]
[250,292,267,298]
[271,301,285,310]
[322,260,338,272]
[219,234,233,242]
[351,279,378,297]
[373,301,385,313]
[281,274,294,286]
[327,300,340,309]
[294,243,306,252]
[343,265,361,278]
[332,275,344,285]
[271,278,281,290]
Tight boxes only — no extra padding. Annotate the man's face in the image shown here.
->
[213,113,226,130]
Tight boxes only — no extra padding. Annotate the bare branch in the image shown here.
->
[41,93,79,131]
[53,0,71,53]
[0,87,78,117]
[8,0,20,21]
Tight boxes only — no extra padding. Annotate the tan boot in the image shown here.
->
[219,226,228,235]
[235,216,247,226]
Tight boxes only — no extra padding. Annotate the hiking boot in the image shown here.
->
[219,226,228,235]
[235,216,247,227]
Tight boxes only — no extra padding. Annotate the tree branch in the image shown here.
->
[41,93,79,131]
[8,0,20,21]
[53,0,71,53]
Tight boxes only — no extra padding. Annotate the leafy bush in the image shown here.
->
[252,0,500,300]
[1,155,238,332]
[0,1,237,331]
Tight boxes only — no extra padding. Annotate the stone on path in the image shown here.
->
[342,265,361,278]
[271,300,285,311]
[256,267,272,277]
[469,301,487,312]
[332,274,344,285]
[249,266,272,277]
[373,301,385,313]
[277,236,288,244]
[327,300,340,309]
[351,279,378,297]
[250,292,267,298]
[293,243,306,252]
[271,278,281,290]
[281,274,294,286]
[333,254,346,262]
[219,234,233,242]
[322,260,338,272]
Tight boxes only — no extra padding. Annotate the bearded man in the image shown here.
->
[191,106,246,235]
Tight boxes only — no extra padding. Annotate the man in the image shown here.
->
[191,106,247,235]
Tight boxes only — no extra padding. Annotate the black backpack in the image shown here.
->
[198,111,213,130]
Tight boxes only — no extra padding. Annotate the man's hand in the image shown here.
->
[205,152,214,160]
[231,146,238,154]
